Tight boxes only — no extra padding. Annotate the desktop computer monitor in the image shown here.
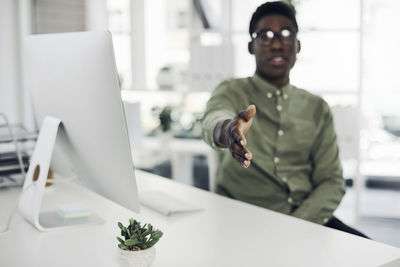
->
[23,31,140,213]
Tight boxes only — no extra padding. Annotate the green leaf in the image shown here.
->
[118,222,123,229]
[124,238,140,247]
[116,236,125,244]
[121,230,126,239]
[122,227,130,239]
[143,229,151,237]
[145,239,158,248]
[129,218,134,226]
[152,231,163,240]
[118,243,129,250]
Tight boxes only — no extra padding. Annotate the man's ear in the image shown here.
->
[248,41,254,55]
[296,40,301,53]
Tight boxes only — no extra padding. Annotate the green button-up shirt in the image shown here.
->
[202,74,345,225]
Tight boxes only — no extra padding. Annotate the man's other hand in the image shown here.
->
[213,105,256,168]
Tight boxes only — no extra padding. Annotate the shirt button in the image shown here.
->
[282,176,288,183]
[278,130,284,136]
[276,105,282,111]
[276,90,281,96]
[273,157,280,164]
[323,218,329,224]
[283,94,288,100]
[288,197,293,204]
[266,92,272,98]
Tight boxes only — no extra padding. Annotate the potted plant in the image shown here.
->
[156,65,175,89]
[116,218,163,267]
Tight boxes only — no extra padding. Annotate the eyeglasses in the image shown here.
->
[251,28,296,46]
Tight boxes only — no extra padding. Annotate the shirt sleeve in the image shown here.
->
[291,100,346,224]
[201,80,239,150]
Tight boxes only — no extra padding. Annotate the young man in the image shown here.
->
[202,1,368,238]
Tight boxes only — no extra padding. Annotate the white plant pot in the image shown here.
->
[156,71,176,89]
[117,246,156,267]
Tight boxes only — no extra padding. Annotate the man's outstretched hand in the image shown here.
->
[213,105,256,168]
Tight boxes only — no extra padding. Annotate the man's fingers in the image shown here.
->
[231,152,251,168]
[229,142,250,158]
[245,151,252,160]
[237,105,256,122]
[228,105,256,156]
[231,122,249,146]
[244,104,256,121]
[231,151,245,163]
[235,105,256,142]
[231,128,244,146]
[229,143,252,168]
[237,130,247,146]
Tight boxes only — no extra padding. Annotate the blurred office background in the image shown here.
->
[1,0,399,247]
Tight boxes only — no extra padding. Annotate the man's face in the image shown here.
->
[249,14,299,86]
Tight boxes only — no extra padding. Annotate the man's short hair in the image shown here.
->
[249,1,298,36]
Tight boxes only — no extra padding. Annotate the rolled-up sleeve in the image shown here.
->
[201,81,239,150]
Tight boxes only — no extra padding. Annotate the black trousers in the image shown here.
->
[324,217,370,239]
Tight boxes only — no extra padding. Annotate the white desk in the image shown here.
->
[1,170,399,267]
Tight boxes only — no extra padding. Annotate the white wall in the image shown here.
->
[85,0,108,31]
[0,0,21,124]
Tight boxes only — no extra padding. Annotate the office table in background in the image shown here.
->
[0,170,399,267]
[134,137,219,191]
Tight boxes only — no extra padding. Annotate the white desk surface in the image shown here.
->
[0,170,399,267]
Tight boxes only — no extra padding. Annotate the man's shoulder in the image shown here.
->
[291,85,320,99]
[216,77,251,90]
[291,85,328,106]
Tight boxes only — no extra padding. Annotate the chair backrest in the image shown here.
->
[330,105,359,161]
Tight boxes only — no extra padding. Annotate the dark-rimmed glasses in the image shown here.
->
[251,28,296,46]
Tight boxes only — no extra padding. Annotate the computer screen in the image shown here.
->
[23,31,140,213]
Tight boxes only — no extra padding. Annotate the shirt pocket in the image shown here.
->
[294,120,316,151]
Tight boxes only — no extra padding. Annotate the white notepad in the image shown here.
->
[56,203,91,219]
[139,191,203,216]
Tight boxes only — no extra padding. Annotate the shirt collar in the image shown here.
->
[251,73,292,97]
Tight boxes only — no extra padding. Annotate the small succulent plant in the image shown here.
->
[117,218,163,251]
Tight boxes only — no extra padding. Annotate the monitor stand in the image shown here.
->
[18,116,104,231]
